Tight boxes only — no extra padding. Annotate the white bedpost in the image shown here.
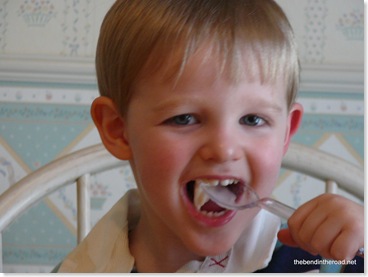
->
[325,180,338,194]
[76,174,91,243]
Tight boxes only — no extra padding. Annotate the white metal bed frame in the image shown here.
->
[0,142,364,271]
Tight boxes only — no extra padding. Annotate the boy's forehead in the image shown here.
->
[140,42,285,91]
[134,45,288,110]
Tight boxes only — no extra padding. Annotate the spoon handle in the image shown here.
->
[257,197,294,220]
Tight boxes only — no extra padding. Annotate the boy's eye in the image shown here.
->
[240,114,265,126]
[164,114,197,125]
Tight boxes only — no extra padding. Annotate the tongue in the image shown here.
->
[201,199,226,212]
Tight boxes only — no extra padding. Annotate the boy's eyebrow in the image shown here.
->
[255,99,285,113]
[152,97,286,114]
[152,97,200,112]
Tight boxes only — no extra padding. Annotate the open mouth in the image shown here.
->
[186,178,243,217]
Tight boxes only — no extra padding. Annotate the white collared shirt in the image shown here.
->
[58,189,281,273]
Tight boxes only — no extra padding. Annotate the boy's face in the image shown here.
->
[122,49,301,257]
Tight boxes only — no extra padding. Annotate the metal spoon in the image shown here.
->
[200,183,294,220]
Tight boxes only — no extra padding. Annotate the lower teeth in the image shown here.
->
[200,210,226,217]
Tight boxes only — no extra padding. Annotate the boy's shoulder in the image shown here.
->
[55,189,139,272]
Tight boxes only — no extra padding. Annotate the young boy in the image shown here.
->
[56,0,364,273]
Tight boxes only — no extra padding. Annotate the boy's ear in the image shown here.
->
[283,103,303,155]
[91,96,132,160]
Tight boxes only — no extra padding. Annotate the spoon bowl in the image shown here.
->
[200,183,294,220]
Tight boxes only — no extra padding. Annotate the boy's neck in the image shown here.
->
[129,213,204,272]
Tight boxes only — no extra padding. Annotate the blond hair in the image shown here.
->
[96,0,299,115]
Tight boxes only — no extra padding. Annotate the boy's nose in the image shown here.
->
[199,130,242,163]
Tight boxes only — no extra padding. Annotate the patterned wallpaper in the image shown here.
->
[277,0,364,65]
[0,0,364,273]
[0,0,114,56]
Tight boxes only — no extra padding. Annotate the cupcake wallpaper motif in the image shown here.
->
[18,0,56,27]
[336,9,364,41]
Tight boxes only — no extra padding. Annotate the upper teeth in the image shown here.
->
[193,179,238,213]
[197,179,238,187]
